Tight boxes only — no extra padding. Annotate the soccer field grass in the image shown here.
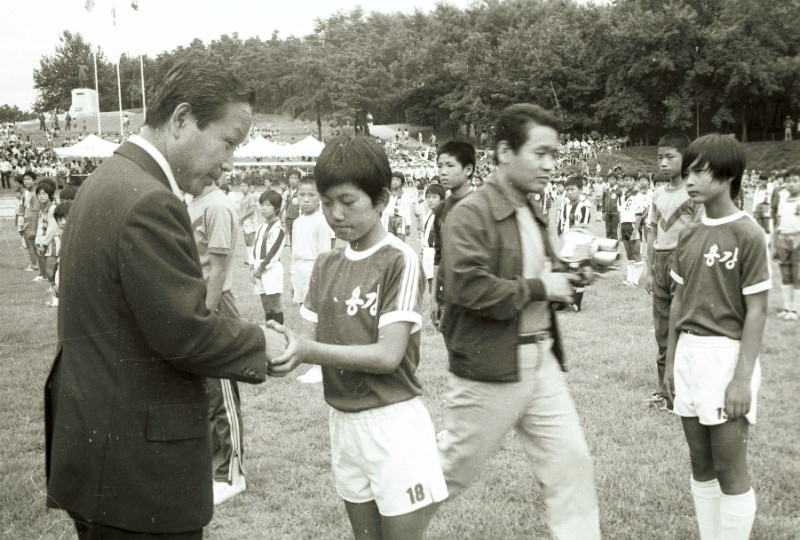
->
[1,214,798,539]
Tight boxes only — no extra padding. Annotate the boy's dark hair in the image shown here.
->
[493,104,559,165]
[22,170,37,181]
[144,59,255,129]
[785,166,800,178]
[287,168,302,180]
[391,170,405,181]
[59,184,78,201]
[564,175,584,190]
[437,141,476,178]
[621,169,637,180]
[425,184,446,200]
[315,135,391,205]
[657,133,691,154]
[36,178,57,200]
[54,200,72,221]
[298,176,317,188]
[259,189,283,210]
[682,133,746,199]
[219,183,231,194]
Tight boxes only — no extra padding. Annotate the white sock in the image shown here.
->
[626,262,634,283]
[691,477,721,540]
[794,288,800,313]
[720,489,756,540]
[782,284,793,311]
[632,261,644,285]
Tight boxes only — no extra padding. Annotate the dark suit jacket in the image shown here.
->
[45,141,268,533]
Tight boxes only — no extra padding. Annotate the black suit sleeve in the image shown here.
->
[119,191,267,381]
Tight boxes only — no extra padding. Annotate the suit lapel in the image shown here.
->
[114,141,172,191]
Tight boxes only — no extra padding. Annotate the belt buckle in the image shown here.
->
[519,330,550,345]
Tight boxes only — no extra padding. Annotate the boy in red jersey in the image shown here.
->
[666,134,770,540]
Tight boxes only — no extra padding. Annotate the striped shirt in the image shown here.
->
[301,234,424,412]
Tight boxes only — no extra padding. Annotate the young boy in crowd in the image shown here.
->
[34,179,59,285]
[269,135,447,539]
[430,141,475,327]
[15,183,26,249]
[641,134,701,409]
[281,169,302,247]
[618,170,648,286]
[601,173,622,239]
[382,171,413,241]
[775,167,800,320]
[49,200,72,307]
[238,180,259,266]
[21,171,41,273]
[666,133,769,540]
[421,184,446,294]
[558,175,592,311]
[253,189,286,325]
[292,176,333,384]
[188,177,250,505]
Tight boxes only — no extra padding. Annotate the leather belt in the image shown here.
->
[518,330,551,345]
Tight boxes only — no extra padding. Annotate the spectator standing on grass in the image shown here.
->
[34,179,59,289]
[601,173,622,239]
[774,167,800,320]
[44,58,289,539]
[48,200,71,307]
[618,170,648,287]
[641,134,701,410]
[430,141,475,328]
[784,115,795,141]
[557,174,592,312]
[436,103,599,539]
[21,171,41,274]
[382,171,413,241]
[281,169,301,247]
[666,134,769,540]
[269,135,448,540]
[187,177,249,506]
[15,183,27,249]
[252,189,286,325]
[421,184,445,294]
[238,180,258,266]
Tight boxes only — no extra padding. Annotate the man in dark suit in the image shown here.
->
[45,59,289,538]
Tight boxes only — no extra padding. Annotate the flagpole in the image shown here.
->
[140,54,146,120]
[93,49,102,135]
[117,62,124,137]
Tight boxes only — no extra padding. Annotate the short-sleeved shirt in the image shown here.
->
[777,195,800,234]
[619,190,648,223]
[649,184,703,251]
[188,185,239,293]
[300,234,424,412]
[670,212,771,340]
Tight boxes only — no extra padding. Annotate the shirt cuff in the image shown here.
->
[669,270,684,285]
[379,311,422,334]
[743,280,771,295]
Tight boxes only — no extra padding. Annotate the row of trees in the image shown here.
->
[32,0,800,142]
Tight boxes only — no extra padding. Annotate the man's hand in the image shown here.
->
[37,244,46,256]
[430,301,441,331]
[542,273,580,304]
[642,271,653,294]
[263,320,302,377]
[725,376,752,420]
[261,324,288,360]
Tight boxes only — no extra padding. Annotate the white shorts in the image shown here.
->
[673,333,761,425]
[329,397,448,516]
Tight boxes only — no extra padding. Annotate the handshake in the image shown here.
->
[260,321,305,377]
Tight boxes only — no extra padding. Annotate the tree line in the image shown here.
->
[31,0,800,143]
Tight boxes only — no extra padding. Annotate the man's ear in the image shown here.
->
[169,103,194,138]
[465,163,475,178]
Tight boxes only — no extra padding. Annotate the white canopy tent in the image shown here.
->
[281,135,325,158]
[233,135,283,158]
[54,134,120,159]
